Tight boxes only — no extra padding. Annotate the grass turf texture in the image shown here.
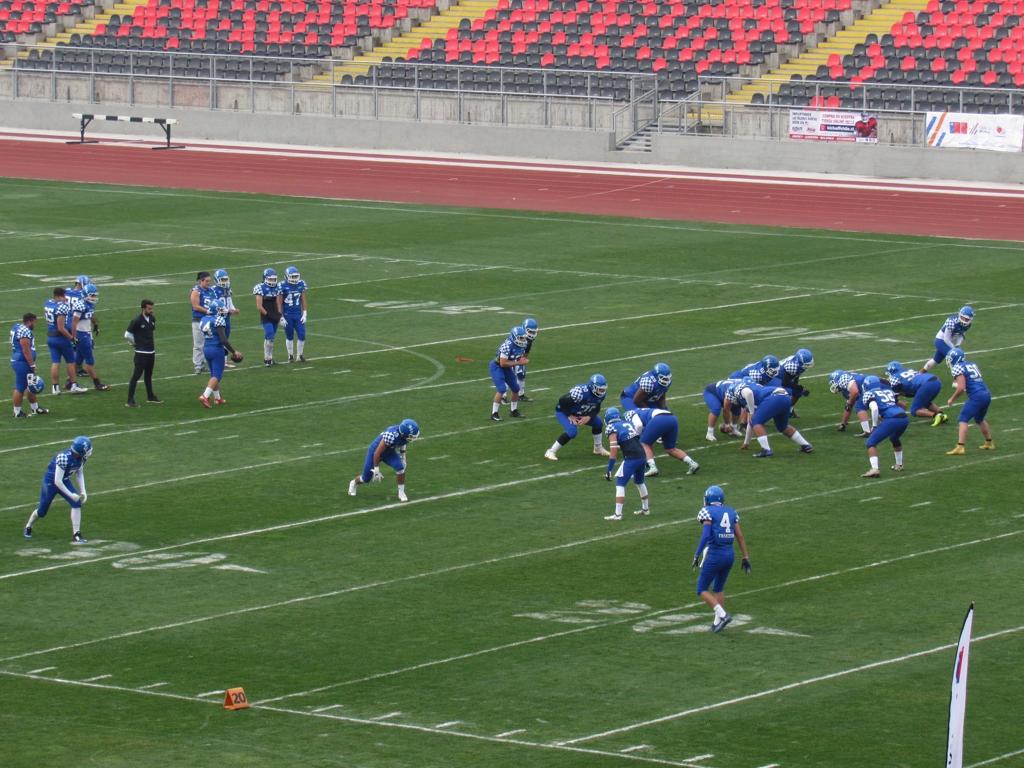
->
[0,176,1022,768]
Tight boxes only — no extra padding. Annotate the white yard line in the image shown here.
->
[966,747,1024,768]
[312,704,344,712]
[82,674,112,682]
[26,666,55,674]
[138,682,169,690]
[495,729,527,738]
[371,711,402,720]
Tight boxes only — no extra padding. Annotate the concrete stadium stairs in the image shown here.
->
[8,0,151,59]
[312,0,500,82]
[726,0,931,104]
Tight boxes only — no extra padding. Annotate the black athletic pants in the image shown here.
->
[128,352,156,401]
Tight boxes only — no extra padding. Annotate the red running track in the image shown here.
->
[3,135,1024,241]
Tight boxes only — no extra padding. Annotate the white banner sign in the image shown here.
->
[788,110,878,143]
[927,112,1024,152]
[946,603,974,768]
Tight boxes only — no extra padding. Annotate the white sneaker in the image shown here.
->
[51,385,60,395]
[593,446,610,457]
[644,465,659,478]
[634,508,650,516]
[544,450,558,461]
[398,489,409,502]
[68,383,88,394]
[891,464,904,472]
[705,432,717,442]
[347,479,357,497]
[604,513,622,521]
[686,462,700,476]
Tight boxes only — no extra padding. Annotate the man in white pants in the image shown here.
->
[189,271,215,374]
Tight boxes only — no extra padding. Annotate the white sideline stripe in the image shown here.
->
[859,496,883,503]
[681,755,713,762]
[196,689,223,697]
[312,704,344,712]
[967,747,1024,768]
[138,682,168,690]
[621,745,652,753]
[559,625,1024,745]
[495,729,527,738]
[253,528,1022,706]
[372,711,402,720]
[910,501,933,508]
[26,666,55,674]
[435,720,462,729]
[82,674,112,682]
[2,458,1019,669]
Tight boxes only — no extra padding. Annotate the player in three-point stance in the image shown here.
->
[626,407,699,477]
[734,379,813,458]
[944,348,994,455]
[885,361,946,426]
[602,407,650,521]
[544,374,610,461]
[43,288,86,395]
[702,377,743,442]
[198,299,242,408]
[620,363,672,410]
[70,284,111,391]
[776,347,814,415]
[348,419,420,503]
[23,435,93,543]
[922,306,973,373]
[860,375,908,478]
[253,268,282,366]
[10,312,48,418]
[489,325,529,421]
[828,369,872,437]
[692,484,750,633]
[280,266,308,363]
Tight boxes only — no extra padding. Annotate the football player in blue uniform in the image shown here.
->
[489,325,529,421]
[213,269,240,367]
[734,378,814,457]
[828,369,871,437]
[626,407,699,477]
[10,313,49,418]
[70,284,110,391]
[513,317,539,401]
[67,275,90,376]
[885,361,946,426]
[44,288,86,395]
[691,484,750,633]
[729,354,780,385]
[945,348,994,454]
[922,306,973,373]
[861,375,908,477]
[23,435,92,543]
[703,377,744,441]
[544,374,610,461]
[348,419,420,502]
[190,271,217,374]
[198,299,242,408]
[603,407,650,520]
[253,268,282,366]
[620,363,672,410]
[777,348,814,414]
[280,266,308,363]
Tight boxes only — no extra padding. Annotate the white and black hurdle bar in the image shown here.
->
[69,113,184,149]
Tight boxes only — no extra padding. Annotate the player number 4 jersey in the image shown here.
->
[697,504,739,549]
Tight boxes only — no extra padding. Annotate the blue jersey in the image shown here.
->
[863,387,905,419]
[834,372,866,401]
[950,359,989,397]
[72,298,97,335]
[714,378,741,403]
[889,370,930,396]
[623,372,670,402]
[377,424,412,451]
[558,384,605,417]
[191,284,218,321]
[605,418,645,459]
[697,503,740,551]
[43,298,71,335]
[735,381,788,407]
[200,314,228,349]
[65,287,85,301]
[729,362,771,385]
[213,285,233,305]
[10,322,36,364]
[936,315,971,343]
[280,280,307,316]
[779,354,808,379]
[495,336,527,363]
[44,448,86,484]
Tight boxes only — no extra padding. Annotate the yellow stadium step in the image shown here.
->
[313,0,502,81]
[726,0,931,103]
[15,0,153,53]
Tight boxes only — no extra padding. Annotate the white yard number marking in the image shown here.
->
[340,299,515,316]
[16,542,264,573]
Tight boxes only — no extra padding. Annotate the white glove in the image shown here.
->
[300,311,307,324]
[79,492,88,505]
[371,466,384,483]
[70,493,82,503]
[278,317,288,328]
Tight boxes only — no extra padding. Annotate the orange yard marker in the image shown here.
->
[224,687,250,710]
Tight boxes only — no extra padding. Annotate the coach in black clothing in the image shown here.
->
[125,299,161,407]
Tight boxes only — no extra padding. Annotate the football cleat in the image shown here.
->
[397,489,409,503]
[147,397,163,404]
[33,407,49,415]
[518,394,531,402]
[686,462,700,475]
[72,532,88,544]
[593,446,611,457]
[706,432,718,442]
[215,398,226,406]
[125,400,140,408]
[891,464,904,472]
[946,445,966,455]
[753,449,773,458]
[490,412,501,421]
[347,479,358,497]
[932,412,948,426]
[603,513,622,521]
[51,384,61,395]
[288,355,295,363]
[199,394,212,409]
[264,359,274,367]
[979,441,996,450]
[298,355,306,362]
[634,508,650,516]
[510,410,523,418]
[23,526,32,539]
[711,613,733,633]
[14,412,29,419]
[862,468,881,478]
[859,431,871,438]
[644,465,659,478]
[94,382,110,391]
[69,383,88,394]
[544,450,558,461]
[799,444,814,453]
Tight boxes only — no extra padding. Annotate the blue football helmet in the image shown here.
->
[85,283,98,303]
[70,435,93,458]
[76,274,90,288]
[653,362,672,387]
[523,317,539,340]
[828,369,845,394]
[285,266,301,285]
[958,305,974,325]
[946,347,965,368]
[209,298,227,315]
[795,348,814,368]
[588,373,608,398]
[398,419,420,440]
[214,268,230,288]
[885,361,903,379]
[511,325,528,346]
[604,406,622,424]
[729,378,752,401]
[762,355,781,378]
[263,268,278,287]
[26,373,44,395]
[863,375,882,391]
[703,484,725,506]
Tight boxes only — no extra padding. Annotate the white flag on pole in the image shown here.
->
[946,603,975,768]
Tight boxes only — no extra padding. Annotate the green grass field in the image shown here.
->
[1,176,1022,768]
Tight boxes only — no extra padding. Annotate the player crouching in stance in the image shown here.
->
[349,419,420,502]
[828,370,872,437]
[735,379,813,457]
[944,348,994,455]
[489,325,529,421]
[620,362,671,411]
[627,407,699,477]
[545,374,610,461]
[199,300,243,408]
[860,375,908,477]
[922,305,973,373]
[885,361,946,426]
[24,435,92,543]
[692,484,750,633]
[703,377,743,441]
[602,407,650,520]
